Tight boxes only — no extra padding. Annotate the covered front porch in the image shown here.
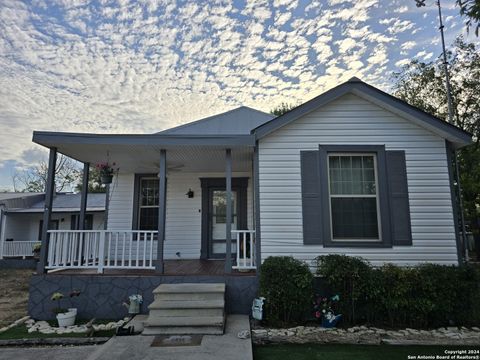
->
[32,131,261,275]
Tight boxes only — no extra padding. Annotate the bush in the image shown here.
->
[259,256,313,326]
[316,255,480,328]
[315,255,374,324]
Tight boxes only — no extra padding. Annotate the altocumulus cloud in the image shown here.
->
[0,0,473,189]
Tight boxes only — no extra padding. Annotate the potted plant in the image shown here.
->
[51,292,76,327]
[313,294,342,328]
[96,162,117,184]
[32,243,41,260]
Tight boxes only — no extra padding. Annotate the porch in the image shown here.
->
[33,131,261,275]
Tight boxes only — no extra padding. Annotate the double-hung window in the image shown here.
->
[327,154,381,241]
[137,177,159,230]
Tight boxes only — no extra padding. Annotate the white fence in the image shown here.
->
[232,230,256,270]
[46,230,157,272]
[46,229,257,273]
[2,241,40,258]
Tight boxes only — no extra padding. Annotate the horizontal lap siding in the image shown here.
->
[107,171,253,260]
[258,93,457,267]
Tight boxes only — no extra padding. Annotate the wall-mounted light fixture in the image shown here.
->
[186,189,194,198]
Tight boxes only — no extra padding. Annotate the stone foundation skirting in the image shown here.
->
[29,274,258,320]
[0,259,37,269]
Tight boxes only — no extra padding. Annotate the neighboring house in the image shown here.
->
[0,193,106,260]
[27,78,472,322]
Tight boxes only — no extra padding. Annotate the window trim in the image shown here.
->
[132,173,160,231]
[327,152,382,243]
[318,145,392,248]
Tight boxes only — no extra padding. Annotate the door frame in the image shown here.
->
[200,177,248,259]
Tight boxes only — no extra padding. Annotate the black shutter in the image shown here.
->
[386,151,412,246]
[301,151,323,244]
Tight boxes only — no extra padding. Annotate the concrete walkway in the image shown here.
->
[87,315,253,360]
[0,345,99,360]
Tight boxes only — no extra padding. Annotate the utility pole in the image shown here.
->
[415,0,469,262]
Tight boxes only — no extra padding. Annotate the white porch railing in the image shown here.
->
[232,230,256,270]
[2,241,40,258]
[46,230,158,272]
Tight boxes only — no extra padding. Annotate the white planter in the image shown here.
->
[68,308,77,316]
[56,311,76,327]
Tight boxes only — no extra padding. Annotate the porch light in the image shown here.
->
[186,189,194,198]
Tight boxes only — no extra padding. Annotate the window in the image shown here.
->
[137,177,159,230]
[328,154,380,241]
[38,220,59,241]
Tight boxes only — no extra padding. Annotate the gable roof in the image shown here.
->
[253,77,472,148]
[158,106,275,135]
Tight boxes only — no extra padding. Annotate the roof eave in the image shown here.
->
[253,81,472,148]
[32,131,257,148]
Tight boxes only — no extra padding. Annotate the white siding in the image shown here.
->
[4,212,104,241]
[258,93,458,267]
[107,171,253,260]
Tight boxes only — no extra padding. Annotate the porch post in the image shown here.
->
[79,162,89,230]
[225,148,232,273]
[37,147,57,274]
[155,149,167,274]
[253,143,262,272]
[103,184,110,230]
[0,210,6,259]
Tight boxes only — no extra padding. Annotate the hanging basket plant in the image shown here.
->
[96,162,118,184]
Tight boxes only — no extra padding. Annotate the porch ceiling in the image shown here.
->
[32,131,255,173]
[36,142,253,173]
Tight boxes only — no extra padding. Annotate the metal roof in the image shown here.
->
[158,106,275,135]
[5,193,106,213]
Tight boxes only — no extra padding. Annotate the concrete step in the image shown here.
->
[148,299,225,310]
[154,292,223,301]
[142,325,224,335]
[146,315,224,328]
[153,283,225,294]
[148,307,224,317]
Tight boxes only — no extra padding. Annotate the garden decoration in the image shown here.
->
[252,297,265,321]
[314,294,342,328]
[51,292,77,327]
[96,161,118,184]
[123,294,143,314]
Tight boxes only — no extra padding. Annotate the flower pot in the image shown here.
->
[101,175,113,184]
[56,311,76,327]
[68,308,77,316]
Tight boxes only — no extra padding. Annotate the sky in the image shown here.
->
[0,0,478,190]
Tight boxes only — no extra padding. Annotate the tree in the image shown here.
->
[457,0,480,36]
[75,166,107,193]
[270,102,297,116]
[12,154,81,193]
[392,37,480,256]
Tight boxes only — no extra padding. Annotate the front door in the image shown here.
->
[200,178,248,259]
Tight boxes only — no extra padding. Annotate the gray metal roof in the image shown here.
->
[0,192,43,202]
[158,106,275,135]
[6,193,106,213]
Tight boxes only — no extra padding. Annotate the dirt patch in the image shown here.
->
[0,269,32,327]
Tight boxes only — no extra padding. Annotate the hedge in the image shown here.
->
[259,256,313,326]
[316,255,480,328]
[258,255,480,328]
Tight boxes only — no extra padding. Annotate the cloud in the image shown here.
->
[0,0,472,189]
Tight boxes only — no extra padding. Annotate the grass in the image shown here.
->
[0,319,117,340]
[254,344,480,360]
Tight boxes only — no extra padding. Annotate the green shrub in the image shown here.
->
[259,256,313,326]
[316,255,480,328]
[315,255,374,324]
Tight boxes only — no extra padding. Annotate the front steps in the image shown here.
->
[143,283,226,335]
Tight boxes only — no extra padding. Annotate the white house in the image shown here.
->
[27,78,472,326]
[0,192,105,260]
